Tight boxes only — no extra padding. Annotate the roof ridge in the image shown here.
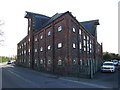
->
[25,11,50,18]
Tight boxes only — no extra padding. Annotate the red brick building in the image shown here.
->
[17,11,103,78]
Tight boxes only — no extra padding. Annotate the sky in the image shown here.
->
[0,0,119,56]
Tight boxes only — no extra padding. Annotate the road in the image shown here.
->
[0,63,119,88]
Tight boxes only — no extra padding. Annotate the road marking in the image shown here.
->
[4,68,40,88]
[60,78,109,88]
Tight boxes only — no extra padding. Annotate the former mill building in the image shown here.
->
[17,11,103,78]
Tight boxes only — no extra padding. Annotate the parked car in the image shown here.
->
[7,60,12,64]
[101,61,115,73]
[112,60,119,66]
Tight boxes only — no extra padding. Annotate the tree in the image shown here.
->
[103,52,112,60]
[0,19,4,45]
[103,52,120,61]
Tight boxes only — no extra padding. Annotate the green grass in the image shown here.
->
[0,57,7,62]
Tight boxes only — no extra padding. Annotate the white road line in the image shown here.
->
[4,68,40,88]
[60,78,109,88]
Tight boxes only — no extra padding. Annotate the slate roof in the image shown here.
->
[25,11,63,32]
[25,11,99,36]
[80,20,99,36]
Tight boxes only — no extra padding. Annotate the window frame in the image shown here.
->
[40,35,43,39]
[58,43,62,48]
[47,45,51,50]
[72,28,76,32]
[48,60,51,64]
[58,26,62,32]
[35,49,37,52]
[47,31,51,36]
[40,47,43,52]
[72,43,76,49]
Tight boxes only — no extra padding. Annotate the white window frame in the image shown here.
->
[35,49,37,52]
[79,29,81,35]
[90,43,92,49]
[80,60,82,66]
[40,59,43,64]
[48,31,51,36]
[40,35,43,39]
[73,59,77,64]
[35,38,37,41]
[87,36,89,40]
[35,59,37,64]
[24,42,26,46]
[48,45,51,50]
[28,26,30,31]
[72,43,76,49]
[58,60,62,65]
[72,28,76,32]
[24,50,26,54]
[83,35,86,39]
[84,47,86,51]
[29,38,30,42]
[84,40,86,46]
[40,47,43,51]
[79,42,82,49]
[58,26,62,32]
[58,43,62,48]
[48,60,51,64]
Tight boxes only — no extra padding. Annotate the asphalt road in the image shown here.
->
[1,63,119,88]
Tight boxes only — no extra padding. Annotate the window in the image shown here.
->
[58,60,62,65]
[35,49,37,52]
[73,43,76,48]
[28,26,30,31]
[72,28,76,32]
[40,59,43,64]
[40,47,43,51]
[87,47,89,52]
[29,18,31,23]
[73,59,77,64]
[90,50,92,53]
[90,43,92,49]
[24,50,26,54]
[28,49,30,52]
[79,42,82,49]
[87,36,89,40]
[79,29,81,35]
[22,44,23,47]
[35,59,37,64]
[48,31,51,36]
[24,42,26,46]
[48,45,51,50]
[84,40,86,46]
[80,60,82,66]
[58,26,62,32]
[48,60,51,64]
[35,38,37,41]
[58,43,62,48]
[40,35,43,39]
[22,51,23,55]
[29,38,30,42]
[84,47,86,51]
[83,35,86,39]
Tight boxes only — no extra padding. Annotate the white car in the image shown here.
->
[101,61,115,72]
[112,60,118,66]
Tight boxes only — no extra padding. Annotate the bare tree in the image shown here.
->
[0,20,4,45]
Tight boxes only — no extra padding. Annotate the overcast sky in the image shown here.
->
[0,0,119,56]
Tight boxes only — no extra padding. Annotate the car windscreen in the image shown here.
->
[103,63,114,66]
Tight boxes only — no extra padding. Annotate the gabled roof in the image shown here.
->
[80,20,99,36]
[24,11,100,36]
[25,11,65,32]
